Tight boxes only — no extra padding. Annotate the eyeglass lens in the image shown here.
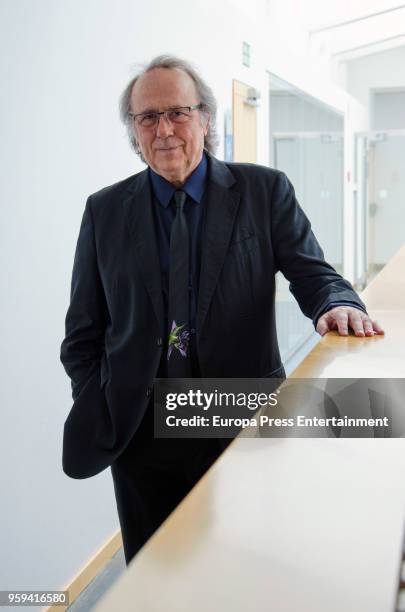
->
[138,108,192,127]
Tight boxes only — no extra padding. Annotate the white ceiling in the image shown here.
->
[301,1,405,61]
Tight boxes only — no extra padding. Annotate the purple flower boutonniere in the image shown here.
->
[168,320,190,360]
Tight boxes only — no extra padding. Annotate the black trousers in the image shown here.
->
[110,396,228,566]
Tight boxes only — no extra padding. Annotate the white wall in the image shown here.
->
[342,45,405,107]
[0,0,366,599]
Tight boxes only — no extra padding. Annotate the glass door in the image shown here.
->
[356,130,405,283]
[269,72,344,365]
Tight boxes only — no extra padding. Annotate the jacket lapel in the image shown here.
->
[122,169,164,335]
[197,155,240,338]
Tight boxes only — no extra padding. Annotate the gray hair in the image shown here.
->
[119,54,219,162]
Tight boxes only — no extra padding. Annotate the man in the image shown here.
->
[60,55,384,565]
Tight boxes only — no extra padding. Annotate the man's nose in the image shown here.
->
[155,114,174,138]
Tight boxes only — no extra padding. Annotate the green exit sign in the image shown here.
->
[242,41,251,67]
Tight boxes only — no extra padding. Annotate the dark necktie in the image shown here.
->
[167,190,192,378]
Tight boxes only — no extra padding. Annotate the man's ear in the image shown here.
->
[203,112,211,136]
[132,126,141,154]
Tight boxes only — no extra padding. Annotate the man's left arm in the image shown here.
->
[270,171,384,337]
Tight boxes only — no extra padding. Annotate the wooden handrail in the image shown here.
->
[93,246,405,612]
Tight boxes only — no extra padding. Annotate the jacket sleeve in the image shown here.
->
[60,196,109,401]
[270,171,367,324]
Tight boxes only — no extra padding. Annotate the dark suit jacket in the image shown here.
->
[60,152,366,479]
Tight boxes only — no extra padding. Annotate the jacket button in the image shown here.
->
[157,337,163,346]
[146,386,153,397]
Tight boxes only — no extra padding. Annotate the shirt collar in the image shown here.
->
[149,151,207,208]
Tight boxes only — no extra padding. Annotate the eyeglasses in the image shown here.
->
[129,104,204,128]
